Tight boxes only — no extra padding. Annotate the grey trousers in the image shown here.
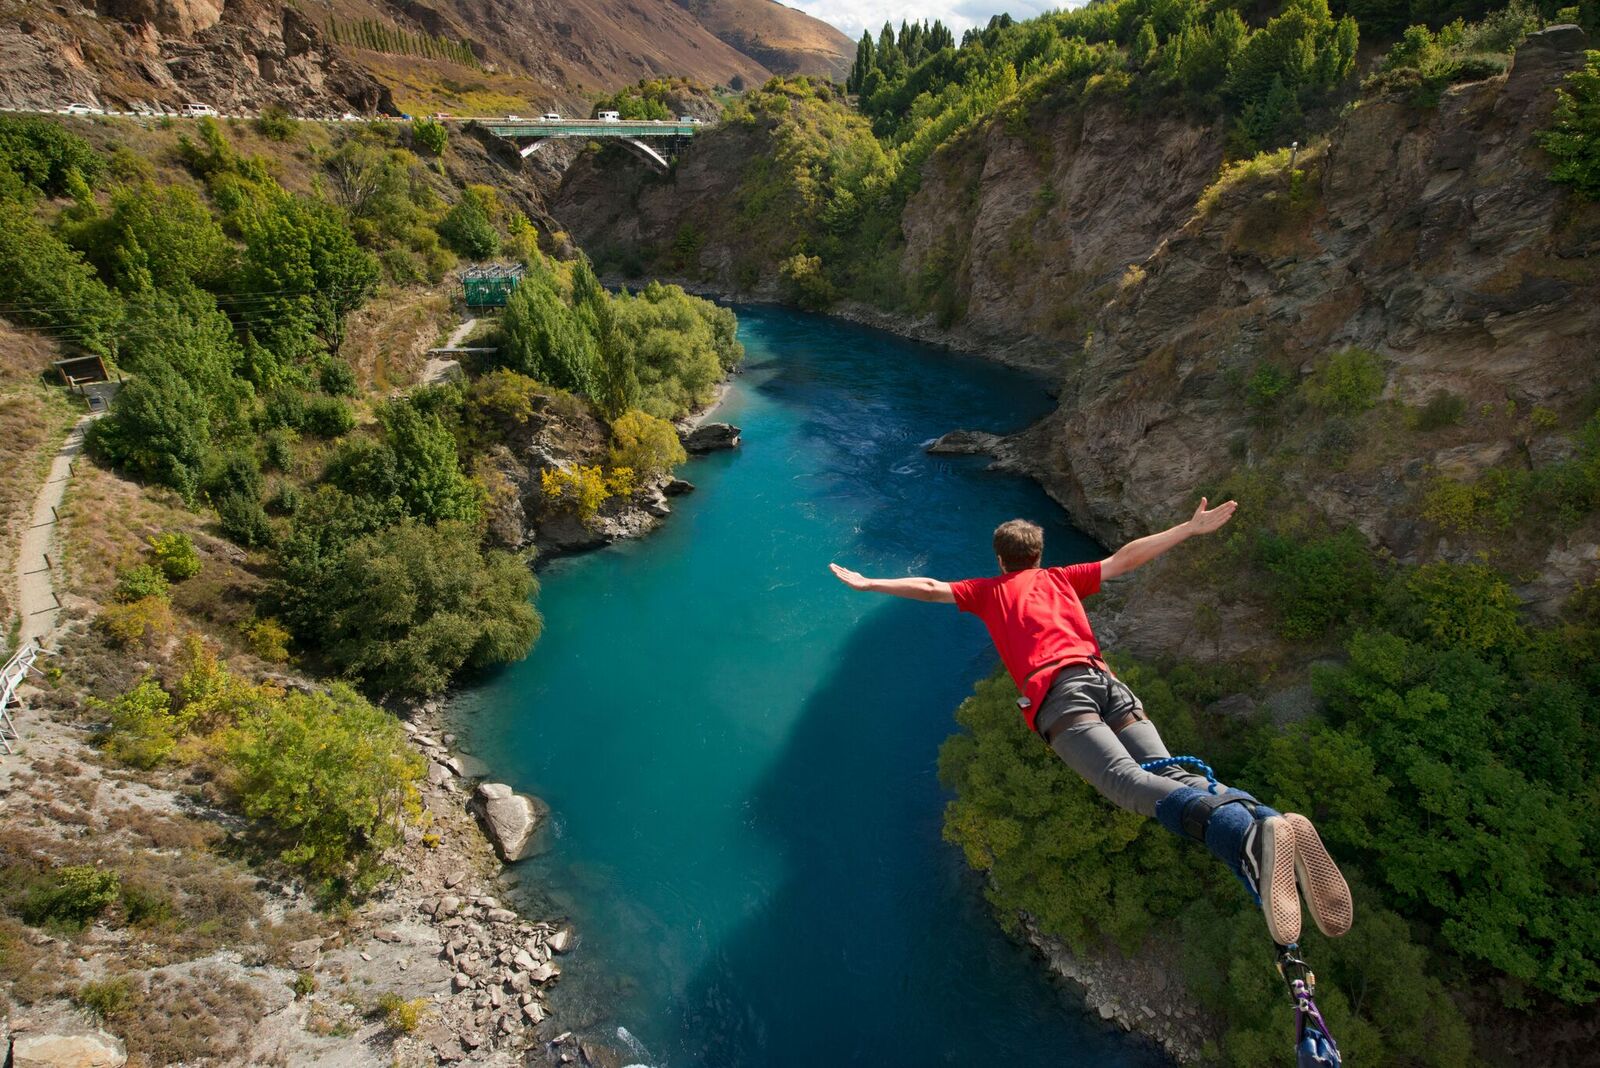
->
[1038,667,1218,818]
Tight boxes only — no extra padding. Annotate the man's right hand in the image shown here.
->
[829,563,872,590]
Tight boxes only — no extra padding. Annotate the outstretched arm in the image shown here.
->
[1101,497,1237,580]
[829,563,956,604]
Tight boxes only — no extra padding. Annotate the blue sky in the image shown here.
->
[784,0,1069,40]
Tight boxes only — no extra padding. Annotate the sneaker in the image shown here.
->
[1285,813,1353,938]
[1241,814,1301,946]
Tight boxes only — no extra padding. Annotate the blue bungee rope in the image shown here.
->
[1138,754,1221,794]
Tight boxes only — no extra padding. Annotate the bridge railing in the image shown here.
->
[481,121,703,138]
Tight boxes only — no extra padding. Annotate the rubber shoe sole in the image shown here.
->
[1285,813,1353,938]
[1255,815,1302,946]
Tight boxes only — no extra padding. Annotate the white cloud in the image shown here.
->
[784,0,1071,42]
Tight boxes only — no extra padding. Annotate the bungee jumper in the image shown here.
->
[831,499,1352,1064]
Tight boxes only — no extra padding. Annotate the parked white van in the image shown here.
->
[540,112,562,121]
[182,103,219,117]
[598,110,620,122]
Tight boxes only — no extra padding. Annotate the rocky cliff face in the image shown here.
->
[0,0,852,115]
[0,0,395,113]
[1000,26,1599,658]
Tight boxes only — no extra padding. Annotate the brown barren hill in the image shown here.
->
[0,0,800,115]
[670,0,854,79]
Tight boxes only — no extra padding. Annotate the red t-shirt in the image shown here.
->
[949,561,1104,730]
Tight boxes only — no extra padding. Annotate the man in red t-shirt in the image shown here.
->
[830,500,1351,947]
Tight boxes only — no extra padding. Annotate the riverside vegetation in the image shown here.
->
[0,108,738,1056]
[551,1,1600,1065]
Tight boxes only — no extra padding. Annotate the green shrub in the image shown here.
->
[319,359,358,396]
[1410,391,1465,431]
[255,105,297,141]
[222,683,424,892]
[1420,477,1485,533]
[411,118,447,157]
[302,396,356,438]
[93,676,188,768]
[218,491,274,549]
[609,409,687,479]
[1301,347,1386,414]
[95,595,174,647]
[147,531,202,580]
[19,865,121,930]
[437,186,499,259]
[1244,362,1293,414]
[119,881,177,928]
[1394,562,1524,654]
[243,617,292,663]
[263,388,308,430]
[376,991,426,1033]
[1258,529,1381,640]
[76,977,133,1021]
[276,518,540,696]
[114,564,169,603]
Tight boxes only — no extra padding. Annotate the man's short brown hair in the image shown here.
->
[993,519,1044,572]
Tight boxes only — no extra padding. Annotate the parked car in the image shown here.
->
[341,112,360,121]
[540,112,561,121]
[506,114,521,121]
[63,103,102,116]
[433,112,452,120]
[597,110,620,122]
[181,102,219,117]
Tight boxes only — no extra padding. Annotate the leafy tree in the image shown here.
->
[437,186,499,259]
[234,195,380,360]
[378,402,480,523]
[0,116,102,194]
[1542,51,1600,200]
[118,288,253,425]
[501,267,600,394]
[609,410,686,479]
[291,520,540,695]
[88,361,211,499]
[0,200,122,355]
[92,676,186,768]
[223,683,423,891]
[147,531,202,580]
[64,182,234,293]
[410,117,448,156]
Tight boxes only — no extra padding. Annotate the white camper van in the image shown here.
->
[598,110,620,122]
[182,103,219,117]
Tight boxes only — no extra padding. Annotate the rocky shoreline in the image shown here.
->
[1019,916,1215,1064]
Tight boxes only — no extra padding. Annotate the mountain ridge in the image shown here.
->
[0,0,854,114]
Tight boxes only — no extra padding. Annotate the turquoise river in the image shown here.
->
[453,305,1169,1067]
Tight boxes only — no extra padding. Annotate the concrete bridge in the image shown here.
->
[479,118,704,172]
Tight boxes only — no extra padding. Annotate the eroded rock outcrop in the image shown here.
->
[997,28,1599,653]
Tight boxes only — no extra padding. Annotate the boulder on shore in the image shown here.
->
[664,477,695,496]
[681,422,741,452]
[470,783,547,863]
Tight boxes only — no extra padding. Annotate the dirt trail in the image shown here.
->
[13,412,98,648]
